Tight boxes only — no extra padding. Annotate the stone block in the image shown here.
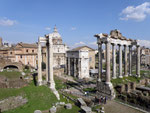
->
[81,106,92,113]
[49,106,57,113]
[96,82,115,99]
[65,103,72,109]
[34,110,42,113]
[130,82,136,90]
[77,98,87,107]
[59,102,65,106]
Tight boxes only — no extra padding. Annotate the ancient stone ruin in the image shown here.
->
[94,29,141,99]
[38,34,60,100]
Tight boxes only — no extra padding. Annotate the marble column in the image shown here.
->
[78,58,81,78]
[112,44,116,79]
[48,37,55,89]
[98,43,102,81]
[67,57,71,75]
[105,41,111,85]
[136,45,140,77]
[38,40,42,86]
[119,44,123,78]
[124,45,128,77]
[129,45,132,76]
[74,58,77,77]
[46,41,49,82]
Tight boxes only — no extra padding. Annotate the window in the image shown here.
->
[26,49,28,52]
[32,50,34,53]
[20,55,22,58]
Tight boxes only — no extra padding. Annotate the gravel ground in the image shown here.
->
[104,100,143,113]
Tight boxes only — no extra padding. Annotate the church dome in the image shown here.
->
[51,26,61,39]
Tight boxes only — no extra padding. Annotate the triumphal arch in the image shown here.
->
[95,29,140,99]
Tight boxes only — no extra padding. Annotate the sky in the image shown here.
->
[0,0,150,49]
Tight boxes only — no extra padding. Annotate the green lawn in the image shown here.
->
[0,70,21,79]
[111,76,141,86]
[0,74,80,113]
[2,82,57,113]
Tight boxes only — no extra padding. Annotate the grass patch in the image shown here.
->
[0,70,21,79]
[111,76,141,86]
[83,88,96,92]
[55,77,67,90]
[2,82,57,113]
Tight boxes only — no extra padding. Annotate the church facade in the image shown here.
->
[42,26,69,68]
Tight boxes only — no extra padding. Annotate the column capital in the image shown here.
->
[118,44,122,46]
[105,40,110,44]
[111,43,116,46]
[124,44,127,47]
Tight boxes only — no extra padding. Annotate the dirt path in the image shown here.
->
[104,100,144,113]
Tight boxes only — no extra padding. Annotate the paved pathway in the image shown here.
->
[104,100,144,113]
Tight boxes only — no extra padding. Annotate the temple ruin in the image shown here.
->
[37,34,60,100]
[94,29,141,99]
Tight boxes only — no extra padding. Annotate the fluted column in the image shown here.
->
[98,43,102,81]
[136,45,140,77]
[78,58,81,78]
[124,45,128,77]
[48,37,55,89]
[129,45,132,76]
[38,40,42,86]
[119,44,123,78]
[74,58,77,77]
[112,44,116,79]
[106,41,111,84]
[46,42,49,82]
[67,57,71,75]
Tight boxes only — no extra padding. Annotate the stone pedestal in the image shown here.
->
[96,81,115,100]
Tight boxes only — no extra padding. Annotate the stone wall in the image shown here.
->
[0,96,28,112]
[0,76,27,88]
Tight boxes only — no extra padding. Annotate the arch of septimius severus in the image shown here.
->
[94,29,140,99]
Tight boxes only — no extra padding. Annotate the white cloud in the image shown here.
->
[88,41,97,46]
[120,2,150,21]
[74,41,86,46]
[0,17,17,26]
[71,27,76,31]
[138,39,150,48]
[45,27,51,31]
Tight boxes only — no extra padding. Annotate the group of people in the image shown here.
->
[99,96,107,104]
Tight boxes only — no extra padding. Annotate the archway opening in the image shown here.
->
[4,65,19,70]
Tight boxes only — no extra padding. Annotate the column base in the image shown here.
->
[37,80,43,86]
[124,75,128,77]
[119,76,123,78]
[135,74,140,78]
[47,81,55,89]
[129,74,132,76]
[97,81,115,100]
[97,78,101,82]
[112,76,117,79]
